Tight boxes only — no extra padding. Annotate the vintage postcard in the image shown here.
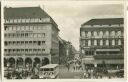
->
[0,0,127,82]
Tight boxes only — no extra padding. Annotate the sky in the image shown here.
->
[4,1,124,51]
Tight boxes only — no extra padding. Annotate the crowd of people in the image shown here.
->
[65,58,124,79]
[5,63,40,79]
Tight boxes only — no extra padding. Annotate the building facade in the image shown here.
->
[59,37,77,64]
[80,18,124,69]
[4,7,59,69]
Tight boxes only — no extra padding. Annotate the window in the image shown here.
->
[21,41,24,44]
[99,31,103,38]
[117,31,121,37]
[87,31,91,37]
[29,49,32,52]
[118,39,121,45]
[25,49,28,52]
[26,19,30,23]
[25,41,28,44]
[88,40,91,46]
[42,49,45,51]
[111,31,115,37]
[35,18,39,22]
[4,34,7,37]
[33,34,38,37]
[30,26,33,30]
[4,41,8,46]
[9,26,12,31]
[100,40,103,46]
[39,18,42,22]
[38,34,41,37]
[42,41,45,44]
[94,40,97,46]
[30,33,33,37]
[10,19,13,23]
[21,26,24,30]
[42,33,45,37]
[26,26,29,30]
[25,33,28,37]
[38,41,41,45]
[38,26,42,30]
[112,39,115,45]
[4,49,7,52]
[29,41,32,44]
[81,31,85,37]
[33,41,37,44]
[106,40,109,46]
[30,18,35,22]
[21,33,24,37]
[105,31,109,37]
[82,40,85,46]
[22,19,26,23]
[14,19,17,23]
[5,26,8,30]
[17,26,20,30]
[17,19,21,23]
[93,31,97,37]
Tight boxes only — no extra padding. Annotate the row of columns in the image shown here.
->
[4,57,50,69]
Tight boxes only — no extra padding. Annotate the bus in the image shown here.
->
[39,64,59,79]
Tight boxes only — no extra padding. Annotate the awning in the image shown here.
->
[82,59,124,64]
[96,49,120,51]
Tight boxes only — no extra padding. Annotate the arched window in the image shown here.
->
[88,40,91,46]
[106,40,109,45]
[117,31,121,37]
[87,31,91,37]
[82,40,85,46]
[111,31,115,37]
[105,31,109,36]
[100,40,103,46]
[94,40,97,45]
[112,39,115,45]
[93,31,97,37]
[81,31,85,37]
[118,39,121,45]
[99,31,103,38]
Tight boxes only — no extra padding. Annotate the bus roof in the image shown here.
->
[40,64,58,69]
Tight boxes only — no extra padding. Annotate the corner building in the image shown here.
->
[4,7,59,69]
[80,18,124,69]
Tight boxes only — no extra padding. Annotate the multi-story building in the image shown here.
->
[80,18,124,69]
[4,7,60,69]
[59,37,77,64]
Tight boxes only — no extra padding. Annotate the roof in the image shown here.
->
[40,64,58,69]
[4,6,60,31]
[4,7,50,19]
[82,18,123,26]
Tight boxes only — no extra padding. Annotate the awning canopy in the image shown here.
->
[96,49,120,52]
[82,59,124,64]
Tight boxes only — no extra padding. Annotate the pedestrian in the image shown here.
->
[67,63,70,71]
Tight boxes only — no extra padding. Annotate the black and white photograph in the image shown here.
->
[3,0,125,80]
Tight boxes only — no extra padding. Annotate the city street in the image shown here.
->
[58,65,124,79]
[59,65,83,79]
